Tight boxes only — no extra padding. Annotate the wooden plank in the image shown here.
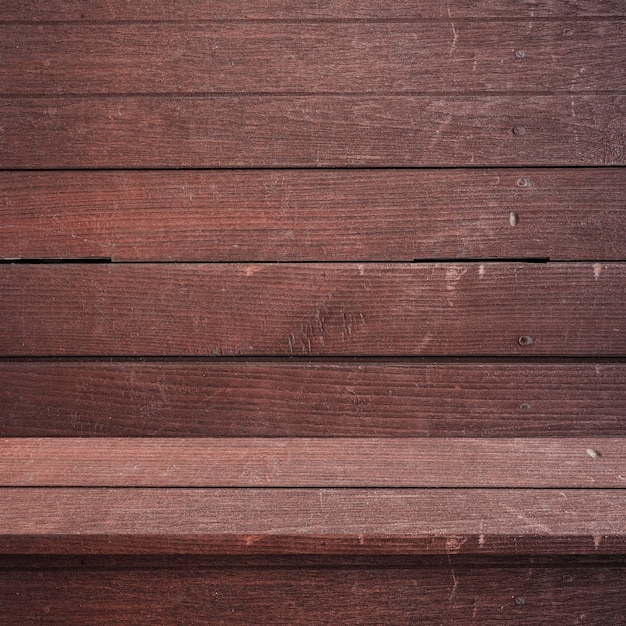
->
[3,22,623,95]
[1,488,625,554]
[1,558,624,625]
[1,437,624,487]
[1,96,623,168]
[3,0,624,21]
[3,361,625,437]
[1,263,624,356]
[1,169,624,262]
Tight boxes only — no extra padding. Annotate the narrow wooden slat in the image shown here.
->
[1,488,625,554]
[1,558,624,624]
[3,0,624,21]
[1,96,623,168]
[3,22,623,95]
[1,437,624,487]
[2,361,625,437]
[1,263,624,356]
[2,169,624,262]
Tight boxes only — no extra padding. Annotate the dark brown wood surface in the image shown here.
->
[3,437,624,487]
[2,169,624,262]
[2,488,625,555]
[3,0,625,20]
[1,263,623,356]
[1,96,624,168]
[1,556,624,625]
[3,22,623,95]
[3,361,624,437]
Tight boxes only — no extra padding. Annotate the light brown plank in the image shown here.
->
[2,361,625,437]
[1,96,623,168]
[1,263,624,356]
[3,1,624,20]
[1,437,624,487]
[2,22,623,95]
[1,557,624,624]
[1,169,624,262]
[1,488,625,554]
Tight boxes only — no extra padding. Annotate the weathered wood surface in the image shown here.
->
[1,488,625,555]
[1,263,623,356]
[3,0,624,20]
[3,361,624,437]
[2,169,624,262]
[3,22,623,95]
[2,96,623,168]
[1,557,624,625]
[2,437,624,487]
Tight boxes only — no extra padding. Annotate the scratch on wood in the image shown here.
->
[445,535,467,553]
[593,263,602,280]
[448,21,459,56]
[447,554,459,601]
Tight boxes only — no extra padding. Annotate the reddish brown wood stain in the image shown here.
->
[0,1,624,622]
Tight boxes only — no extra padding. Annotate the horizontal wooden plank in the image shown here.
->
[2,361,625,437]
[3,0,624,21]
[1,558,624,625]
[1,263,624,356]
[1,96,623,168]
[2,169,624,262]
[2,437,624,487]
[1,488,625,554]
[2,22,623,95]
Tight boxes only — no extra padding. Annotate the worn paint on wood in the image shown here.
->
[2,361,624,437]
[1,96,623,168]
[1,169,624,262]
[1,488,625,555]
[1,437,624,487]
[3,0,624,20]
[1,263,624,356]
[1,557,624,624]
[2,22,623,95]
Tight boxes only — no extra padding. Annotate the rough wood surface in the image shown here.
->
[3,0,624,20]
[1,488,625,555]
[1,263,624,356]
[1,169,624,262]
[3,22,623,95]
[1,557,624,625]
[1,96,623,168]
[2,437,624,487]
[3,361,624,437]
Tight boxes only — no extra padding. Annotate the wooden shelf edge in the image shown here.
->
[1,488,625,555]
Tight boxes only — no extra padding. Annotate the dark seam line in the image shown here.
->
[2,165,626,172]
[2,16,625,24]
[3,90,625,98]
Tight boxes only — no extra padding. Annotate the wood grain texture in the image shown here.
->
[3,22,623,95]
[3,361,624,437]
[1,263,624,356]
[2,488,625,554]
[1,437,624,487]
[2,169,624,262]
[1,558,625,625]
[3,0,624,21]
[1,96,623,168]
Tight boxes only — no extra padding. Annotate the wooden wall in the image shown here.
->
[1,1,625,622]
